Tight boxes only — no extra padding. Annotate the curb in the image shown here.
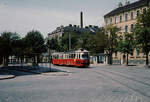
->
[42,72,70,76]
[0,75,15,80]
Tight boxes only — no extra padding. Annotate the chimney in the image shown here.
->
[118,2,123,7]
[125,0,130,5]
[80,12,83,28]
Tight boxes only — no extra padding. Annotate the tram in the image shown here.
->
[52,49,90,67]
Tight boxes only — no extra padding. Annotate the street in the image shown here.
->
[0,64,150,102]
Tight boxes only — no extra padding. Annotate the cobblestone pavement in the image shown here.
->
[0,64,150,102]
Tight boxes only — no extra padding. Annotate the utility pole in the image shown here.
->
[80,12,83,28]
[49,49,51,71]
[47,39,51,71]
[69,33,71,51]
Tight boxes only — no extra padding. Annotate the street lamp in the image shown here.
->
[46,39,52,72]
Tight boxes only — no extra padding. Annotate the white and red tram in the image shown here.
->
[52,49,90,67]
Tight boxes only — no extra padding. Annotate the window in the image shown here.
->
[130,24,134,32]
[82,53,89,59]
[131,12,134,20]
[120,16,122,22]
[137,49,140,56]
[125,25,128,33]
[115,52,117,57]
[106,19,108,25]
[110,18,112,24]
[131,52,134,56]
[115,17,117,24]
[125,14,128,21]
[137,10,140,17]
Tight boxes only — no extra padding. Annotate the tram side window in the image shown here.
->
[73,54,75,59]
[71,54,73,59]
[55,55,57,59]
[79,54,80,59]
[54,55,57,59]
[70,54,75,59]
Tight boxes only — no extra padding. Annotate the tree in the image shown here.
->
[0,32,20,66]
[76,32,90,50]
[105,26,119,65]
[94,27,105,54]
[12,38,26,63]
[134,8,150,66]
[117,33,135,65]
[0,36,3,65]
[24,30,46,65]
[58,31,79,52]
[85,34,97,54]
[84,27,105,55]
[46,37,59,51]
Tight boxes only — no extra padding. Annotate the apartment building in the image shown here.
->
[104,0,150,65]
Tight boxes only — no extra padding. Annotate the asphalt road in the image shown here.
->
[0,64,150,102]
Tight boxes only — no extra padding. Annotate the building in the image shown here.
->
[48,24,100,40]
[104,0,150,65]
[48,12,100,40]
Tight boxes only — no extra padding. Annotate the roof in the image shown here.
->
[104,0,150,18]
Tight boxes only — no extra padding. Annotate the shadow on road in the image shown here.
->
[0,65,67,78]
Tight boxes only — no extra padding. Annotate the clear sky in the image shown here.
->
[0,0,137,37]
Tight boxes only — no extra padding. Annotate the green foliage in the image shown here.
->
[104,26,119,65]
[55,28,105,55]
[134,8,150,65]
[76,32,90,50]
[46,37,59,51]
[0,32,20,66]
[117,33,135,65]
[94,27,105,53]
[117,33,135,54]
[84,28,105,55]
[24,30,46,65]
[12,38,26,60]
[58,31,79,51]
[105,26,119,54]
[24,30,46,56]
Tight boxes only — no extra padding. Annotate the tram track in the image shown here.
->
[99,68,150,87]
[89,69,150,100]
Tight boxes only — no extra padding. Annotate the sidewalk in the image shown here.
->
[0,69,15,80]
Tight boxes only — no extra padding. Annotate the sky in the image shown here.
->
[0,0,137,38]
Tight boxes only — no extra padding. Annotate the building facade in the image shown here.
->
[104,0,150,65]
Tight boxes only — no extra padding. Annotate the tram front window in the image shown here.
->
[82,54,89,59]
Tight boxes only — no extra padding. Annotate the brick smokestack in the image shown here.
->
[80,12,83,28]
